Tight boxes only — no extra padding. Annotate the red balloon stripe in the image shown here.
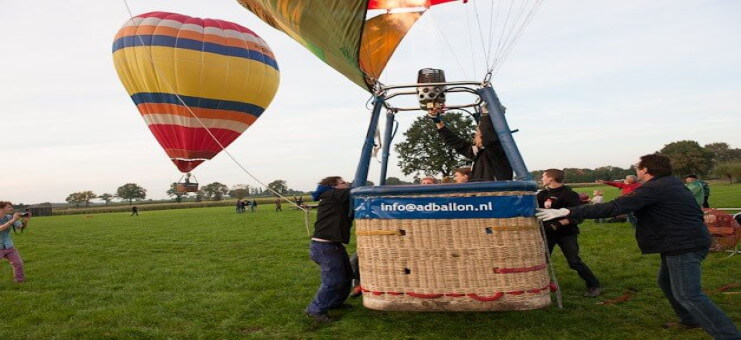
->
[492,263,547,274]
[359,284,552,301]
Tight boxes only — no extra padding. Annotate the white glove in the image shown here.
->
[535,208,570,221]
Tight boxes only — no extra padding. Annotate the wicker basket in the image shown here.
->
[352,183,550,312]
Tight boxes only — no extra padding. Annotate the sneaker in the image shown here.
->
[584,287,602,298]
[349,285,362,298]
[305,312,335,323]
[662,322,700,330]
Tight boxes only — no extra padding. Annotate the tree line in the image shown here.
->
[63,131,740,207]
[64,180,305,208]
[394,113,740,183]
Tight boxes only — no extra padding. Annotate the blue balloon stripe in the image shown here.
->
[131,92,264,117]
[112,35,279,71]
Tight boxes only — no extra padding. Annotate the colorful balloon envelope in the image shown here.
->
[112,12,279,172]
[237,0,454,91]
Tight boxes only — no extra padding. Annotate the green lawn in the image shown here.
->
[1,184,739,339]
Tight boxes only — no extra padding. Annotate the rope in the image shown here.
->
[428,13,470,80]
[538,219,563,309]
[490,0,544,77]
[120,1,312,236]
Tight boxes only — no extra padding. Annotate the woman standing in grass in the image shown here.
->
[305,176,354,323]
[0,201,30,283]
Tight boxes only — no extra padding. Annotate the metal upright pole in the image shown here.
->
[478,85,532,181]
[353,95,385,187]
[378,110,395,185]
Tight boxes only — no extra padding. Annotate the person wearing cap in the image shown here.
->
[305,176,354,323]
[0,201,31,282]
[536,154,739,339]
[684,175,705,207]
[428,108,513,181]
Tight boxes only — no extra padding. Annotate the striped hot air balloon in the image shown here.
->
[112,12,279,172]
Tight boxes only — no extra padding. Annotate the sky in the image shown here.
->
[2,1,740,204]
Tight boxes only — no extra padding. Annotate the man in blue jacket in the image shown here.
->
[536,154,738,339]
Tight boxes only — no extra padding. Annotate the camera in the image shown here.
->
[19,212,31,217]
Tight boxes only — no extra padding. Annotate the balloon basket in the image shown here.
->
[703,208,741,252]
[352,181,551,312]
[176,183,199,193]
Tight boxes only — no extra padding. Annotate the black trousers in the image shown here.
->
[547,234,601,288]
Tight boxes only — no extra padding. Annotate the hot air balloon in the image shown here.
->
[112,12,280,188]
[237,1,549,312]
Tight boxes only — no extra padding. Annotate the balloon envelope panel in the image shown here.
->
[112,11,279,172]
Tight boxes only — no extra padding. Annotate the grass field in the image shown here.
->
[1,184,739,339]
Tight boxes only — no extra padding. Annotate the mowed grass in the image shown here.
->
[1,184,739,339]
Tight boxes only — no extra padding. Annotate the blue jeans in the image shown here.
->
[658,249,740,339]
[627,212,638,228]
[306,241,353,315]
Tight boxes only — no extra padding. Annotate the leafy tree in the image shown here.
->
[395,112,475,178]
[195,190,205,202]
[166,183,187,203]
[591,166,634,182]
[79,191,97,207]
[659,140,713,176]
[66,191,96,208]
[713,161,741,183]
[65,192,84,208]
[385,177,412,185]
[229,184,249,200]
[704,142,741,164]
[98,193,114,205]
[116,183,147,205]
[267,180,287,195]
[202,182,229,201]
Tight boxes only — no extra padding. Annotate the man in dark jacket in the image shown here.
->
[305,176,353,323]
[537,169,601,297]
[429,108,513,181]
[537,154,739,339]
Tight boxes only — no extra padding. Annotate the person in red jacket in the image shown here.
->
[597,175,642,227]
[598,175,641,195]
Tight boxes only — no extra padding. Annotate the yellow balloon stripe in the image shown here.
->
[113,46,279,108]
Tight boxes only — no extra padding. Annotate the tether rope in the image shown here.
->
[428,13,470,81]
[489,0,543,77]
[538,219,563,309]
[121,0,312,236]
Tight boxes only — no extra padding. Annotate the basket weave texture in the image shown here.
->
[356,191,551,311]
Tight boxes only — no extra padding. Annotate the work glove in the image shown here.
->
[535,208,570,222]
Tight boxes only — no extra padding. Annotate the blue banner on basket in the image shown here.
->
[353,195,536,219]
